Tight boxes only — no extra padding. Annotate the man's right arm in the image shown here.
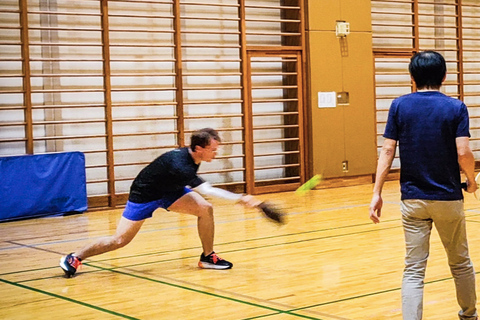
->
[369,138,397,223]
[456,136,477,193]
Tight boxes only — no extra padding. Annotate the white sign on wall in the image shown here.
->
[318,91,337,108]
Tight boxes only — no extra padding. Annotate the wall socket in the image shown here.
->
[342,160,349,172]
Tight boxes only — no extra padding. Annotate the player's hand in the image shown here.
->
[466,179,478,193]
[239,195,262,208]
[369,194,383,224]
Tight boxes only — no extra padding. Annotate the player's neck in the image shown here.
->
[188,147,202,164]
[417,87,441,92]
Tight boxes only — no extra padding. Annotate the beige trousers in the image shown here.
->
[401,200,477,320]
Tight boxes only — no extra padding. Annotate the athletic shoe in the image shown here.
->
[198,252,233,269]
[60,253,82,277]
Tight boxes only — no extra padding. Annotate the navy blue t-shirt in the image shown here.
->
[383,91,470,200]
[128,147,205,203]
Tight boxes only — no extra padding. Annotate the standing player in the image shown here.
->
[61,128,260,276]
[369,51,478,320]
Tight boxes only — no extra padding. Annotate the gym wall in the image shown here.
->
[305,0,377,180]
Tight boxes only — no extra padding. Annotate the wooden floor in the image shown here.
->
[1,181,480,319]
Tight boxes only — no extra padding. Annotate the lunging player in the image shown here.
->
[61,128,260,276]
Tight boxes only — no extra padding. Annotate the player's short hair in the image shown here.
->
[190,128,221,151]
[409,51,446,90]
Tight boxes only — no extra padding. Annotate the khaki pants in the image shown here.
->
[401,200,477,320]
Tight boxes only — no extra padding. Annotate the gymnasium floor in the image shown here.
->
[1,180,480,319]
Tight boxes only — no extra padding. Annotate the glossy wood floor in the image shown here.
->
[2,181,480,319]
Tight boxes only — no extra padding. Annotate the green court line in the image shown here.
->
[2,225,403,320]
[3,225,403,320]
[244,271,472,318]
[465,219,480,223]
[0,277,140,320]
[7,225,402,320]
[36,225,393,283]
[3,212,480,319]
[0,202,388,255]
[90,265,324,320]
[1,218,402,277]
[12,224,402,284]
[283,273,475,314]
[11,208,480,281]
[81,218,398,265]
[242,313,282,320]
[93,225,401,271]
[1,268,324,320]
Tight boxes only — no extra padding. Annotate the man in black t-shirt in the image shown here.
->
[61,128,260,277]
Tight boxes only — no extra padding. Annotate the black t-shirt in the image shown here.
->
[128,147,205,203]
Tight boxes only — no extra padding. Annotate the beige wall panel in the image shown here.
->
[307,0,340,31]
[340,0,372,33]
[308,0,372,33]
[342,33,377,175]
[308,30,346,178]
[308,31,376,178]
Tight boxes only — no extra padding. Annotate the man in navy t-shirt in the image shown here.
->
[61,128,261,276]
[369,51,477,320]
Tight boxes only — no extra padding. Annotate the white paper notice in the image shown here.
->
[318,92,336,108]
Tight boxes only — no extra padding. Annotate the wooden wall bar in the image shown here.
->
[0,0,306,209]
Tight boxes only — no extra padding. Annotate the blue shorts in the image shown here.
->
[122,187,192,221]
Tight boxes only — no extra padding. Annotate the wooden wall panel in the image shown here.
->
[341,0,373,33]
[306,0,376,179]
[307,0,340,32]
[307,31,345,177]
[342,32,377,175]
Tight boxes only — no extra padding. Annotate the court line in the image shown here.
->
[1,224,403,320]
[283,272,467,314]
[243,272,480,319]
[0,277,140,320]
[0,271,324,320]
[4,211,479,319]
[5,208,480,279]
[2,201,478,256]
[88,225,402,270]
[78,218,402,265]
[5,224,401,281]
[95,265,326,320]
[0,216,403,277]
[3,225,403,320]
[0,203,374,252]
[2,202,479,254]
[114,266,352,320]
[7,238,470,320]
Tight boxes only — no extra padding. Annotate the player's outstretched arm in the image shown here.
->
[194,182,243,201]
[194,182,262,207]
[238,194,262,208]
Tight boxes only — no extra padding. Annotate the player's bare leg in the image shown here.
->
[76,217,145,260]
[169,192,232,269]
[60,217,145,277]
[168,192,214,255]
